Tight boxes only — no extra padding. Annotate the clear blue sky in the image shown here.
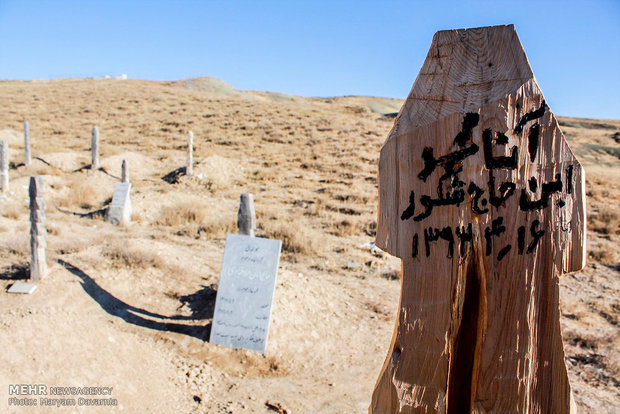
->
[0,0,618,119]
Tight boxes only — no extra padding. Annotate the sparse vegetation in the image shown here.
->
[103,241,167,270]
[157,202,209,226]
[260,221,321,255]
[588,207,620,235]
[589,244,617,267]
[56,177,101,209]
[1,203,22,219]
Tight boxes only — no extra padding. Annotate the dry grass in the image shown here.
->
[330,218,360,237]
[0,235,29,260]
[589,244,617,267]
[156,200,236,239]
[103,241,167,270]
[196,216,237,239]
[1,203,22,219]
[56,178,101,209]
[588,207,620,235]
[260,221,322,255]
[47,223,62,236]
[156,201,209,226]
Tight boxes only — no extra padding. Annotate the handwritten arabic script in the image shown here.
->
[398,101,576,261]
[209,234,282,353]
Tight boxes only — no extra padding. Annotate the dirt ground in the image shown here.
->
[0,78,617,413]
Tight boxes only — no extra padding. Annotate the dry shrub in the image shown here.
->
[0,235,29,260]
[332,219,359,237]
[589,245,617,267]
[196,155,243,190]
[1,204,22,219]
[260,221,321,255]
[156,202,209,226]
[53,239,86,256]
[588,207,619,235]
[57,180,100,209]
[103,242,166,270]
[157,201,236,238]
[32,163,60,176]
[131,213,144,223]
[47,223,62,236]
[196,216,236,239]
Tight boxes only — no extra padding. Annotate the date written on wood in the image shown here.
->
[399,103,574,261]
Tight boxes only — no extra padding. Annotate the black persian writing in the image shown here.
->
[399,103,573,260]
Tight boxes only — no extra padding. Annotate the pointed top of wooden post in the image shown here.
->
[390,24,533,134]
[376,24,585,274]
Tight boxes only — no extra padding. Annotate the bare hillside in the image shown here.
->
[0,78,618,413]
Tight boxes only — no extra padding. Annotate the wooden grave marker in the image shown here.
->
[371,25,585,413]
[210,234,282,354]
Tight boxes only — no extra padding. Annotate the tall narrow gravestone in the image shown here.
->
[0,140,8,193]
[371,25,585,413]
[24,121,32,167]
[29,177,47,281]
[121,159,129,183]
[91,126,100,170]
[210,234,282,353]
[106,182,131,225]
[238,193,256,237]
[186,131,194,177]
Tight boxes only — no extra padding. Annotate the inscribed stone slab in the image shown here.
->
[210,234,282,353]
[107,182,131,225]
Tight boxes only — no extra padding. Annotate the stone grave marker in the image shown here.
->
[237,193,256,236]
[186,131,194,176]
[29,177,47,281]
[371,25,585,413]
[91,125,100,170]
[0,140,8,193]
[106,182,131,225]
[24,121,32,167]
[210,234,282,354]
[121,159,129,183]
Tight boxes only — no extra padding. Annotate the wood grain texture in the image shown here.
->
[372,25,584,413]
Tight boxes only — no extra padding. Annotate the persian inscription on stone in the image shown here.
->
[210,234,282,353]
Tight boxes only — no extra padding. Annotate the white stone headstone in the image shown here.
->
[106,182,131,225]
[0,140,8,193]
[91,125,100,170]
[210,234,282,353]
[24,121,32,167]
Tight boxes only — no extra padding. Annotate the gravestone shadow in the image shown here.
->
[55,205,108,220]
[58,259,212,340]
[0,263,29,280]
[161,166,186,184]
